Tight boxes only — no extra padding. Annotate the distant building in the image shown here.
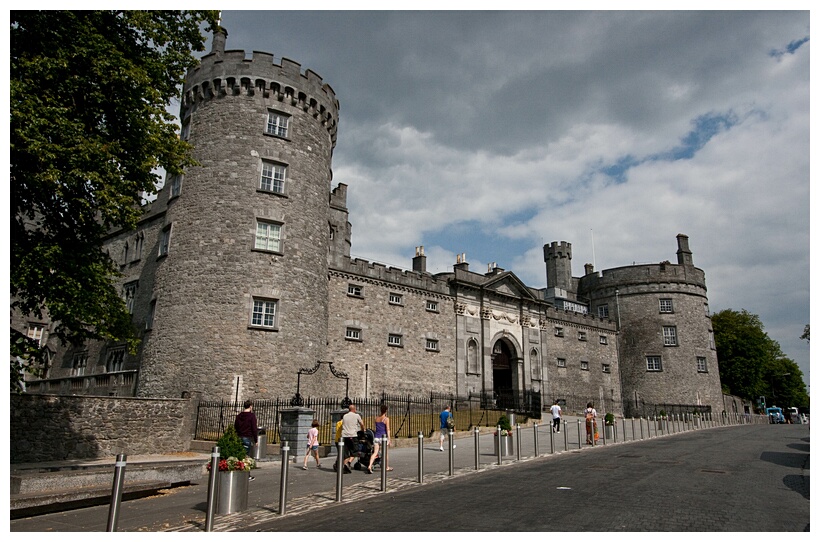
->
[18,28,722,417]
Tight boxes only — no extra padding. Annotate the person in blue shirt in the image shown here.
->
[439,405,455,451]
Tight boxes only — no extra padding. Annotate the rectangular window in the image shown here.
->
[389,292,403,305]
[170,175,182,198]
[602,363,611,374]
[646,356,662,372]
[388,334,403,347]
[557,357,566,368]
[709,330,715,349]
[26,323,45,346]
[159,226,171,257]
[426,338,439,351]
[255,220,282,252]
[704,303,710,316]
[347,284,363,297]
[146,300,156,330]
[260,162,287,193]
[72,352,88,376]
[251,298,278,329]
[580,360,589,371]
[426,300,439,312]
[266,111,290,138]
[123,282,138,314]
[663,326,678,346]
[696,356,708,373]
[599,335,608,345]
[106,347,125,372]
[597,304,609,318]
[578,331,587,341]
[555,327,564,337]
[345,327,362,341]
[659,298,674,313]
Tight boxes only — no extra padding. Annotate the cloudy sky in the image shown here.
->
[211,9,810,390]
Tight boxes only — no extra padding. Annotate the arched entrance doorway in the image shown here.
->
[492,339,517,409]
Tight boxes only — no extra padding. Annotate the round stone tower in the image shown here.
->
[577,235,723,416]
[137,28,339,399]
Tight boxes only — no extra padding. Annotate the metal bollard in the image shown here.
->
[448,430,455,476]
[563,420,569,451]
[622,418,627,441]
[380,437,387,492]
[335,440,344,502]
[474,427,480,470]
[577,419,582,448]
[533,423,539,456]
[279,441,290,515]
[205,446,220,532]
[640,417,644,440]
[516,423,522,460]
[106,453,127,532]
[602,422,607,446]
[549,421,555,454]
[417,431,424,484]
[496,425,503,465]
[631,417,635,441]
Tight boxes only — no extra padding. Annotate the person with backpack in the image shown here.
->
[584,402,599,444]
[439,405,456,451]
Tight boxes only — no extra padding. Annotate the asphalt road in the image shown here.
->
[244,424,809,532]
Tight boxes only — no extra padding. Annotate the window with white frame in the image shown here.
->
[345,327,362,341]
[426,300,439,312]
[597,304,609,318]
[696,356,708,373]
[602,363,611,374]
[659,298,674,313]
[260,161,287,194]
[578,330,587,341]
[251,298,278,329]
[557,357,566,368]
[159,226,171,257]
[254,220,282,252]
[389,292,403,305]
[646,356,662,371]
[467,339,480,374]
[580,360,589,371]
[72,352,88,376]
[662,326,678,346]
[266,110,289,138]
[123,281,138,314]
[26,323,45,346]
[555,326,564,337]
[388,333,403,347]
[599,335,608,345]
[425,338,439,351]
[106,347,125,372]
[347,284,363,297]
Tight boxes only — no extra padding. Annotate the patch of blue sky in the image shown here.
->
[769,36,809,58]
[425,220,534,271]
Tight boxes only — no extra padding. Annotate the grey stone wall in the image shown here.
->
[10,394,196,463]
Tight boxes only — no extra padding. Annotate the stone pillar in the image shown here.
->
[279,407,315,463]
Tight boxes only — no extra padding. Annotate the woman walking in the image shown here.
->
[367,405,392,473]
[584,402,599,445]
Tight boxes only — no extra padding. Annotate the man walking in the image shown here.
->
[234,400,258,481]
[439,405,456,451]
[550,400,562,433]
[341,403,365,473]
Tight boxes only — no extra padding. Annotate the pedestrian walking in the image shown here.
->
[234,399,258,481]
[367,405,392,473]
[550,400,562,432]
[341,403,365,473]
[584,402,599,444]
[302,419,321,470]
[439,405,456,451]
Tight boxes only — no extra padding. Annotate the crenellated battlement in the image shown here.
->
[333,256,451,296]
[182,35,340,144]
[578,262,706,294]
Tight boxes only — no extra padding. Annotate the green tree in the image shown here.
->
[712,309,808,407]
[10,11,219,390]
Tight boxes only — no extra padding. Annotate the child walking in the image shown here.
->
[302,419,321,470]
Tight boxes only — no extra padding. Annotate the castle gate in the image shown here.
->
[491,338,519,409]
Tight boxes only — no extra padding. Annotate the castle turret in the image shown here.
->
[544,241,573,291]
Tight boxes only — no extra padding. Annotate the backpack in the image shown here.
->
[446,415,455,429]
[585,409,594,421]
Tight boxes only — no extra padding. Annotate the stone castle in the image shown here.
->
[18,29,724,417]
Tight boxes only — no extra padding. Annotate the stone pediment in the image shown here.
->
[482,272,538,301]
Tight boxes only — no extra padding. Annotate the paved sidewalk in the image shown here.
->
[9,414,735,532]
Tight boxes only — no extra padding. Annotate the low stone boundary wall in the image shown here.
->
[10,394,198,463]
